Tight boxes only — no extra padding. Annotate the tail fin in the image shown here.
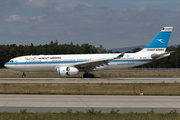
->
[139,27,173,53]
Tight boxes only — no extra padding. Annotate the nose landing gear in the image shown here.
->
[22,72,26,78]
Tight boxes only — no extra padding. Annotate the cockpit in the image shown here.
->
[9,60,14,63]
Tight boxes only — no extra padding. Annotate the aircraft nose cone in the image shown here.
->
[4,62,17,71]
[4,63,9,68]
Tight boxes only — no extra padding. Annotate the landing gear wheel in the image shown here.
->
[22,72,26,78]
[83,74,88,78]
[83,72,94,78]
[22,75,26,78]
[89,74,94,78]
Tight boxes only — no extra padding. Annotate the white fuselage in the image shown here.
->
[5,52,154,72]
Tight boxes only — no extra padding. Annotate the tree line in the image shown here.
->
[0,40,180,68]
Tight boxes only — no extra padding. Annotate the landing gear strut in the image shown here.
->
[22,72,26,78]
[83,72,94,78]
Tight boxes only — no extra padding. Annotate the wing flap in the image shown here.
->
[72,53,124,70]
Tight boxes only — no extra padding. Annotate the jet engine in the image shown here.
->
[57,67,79,76]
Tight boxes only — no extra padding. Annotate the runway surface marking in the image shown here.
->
[0,105,180,108]
[0,97,180,100]
[0,77,180,83]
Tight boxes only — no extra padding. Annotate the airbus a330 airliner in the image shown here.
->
[5,27,173,78]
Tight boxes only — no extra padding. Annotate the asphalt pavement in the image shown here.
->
[0,95,180,113]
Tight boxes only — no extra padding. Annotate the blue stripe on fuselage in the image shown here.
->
[5,61,85,65]
[5,59,154,65]
[109,59,154,62]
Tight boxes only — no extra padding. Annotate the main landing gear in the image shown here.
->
[83,72,94,78]
[22,72,26,78]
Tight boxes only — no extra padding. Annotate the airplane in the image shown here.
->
[4,27,174,78]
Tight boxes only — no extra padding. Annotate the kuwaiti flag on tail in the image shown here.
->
[162,27,173,31]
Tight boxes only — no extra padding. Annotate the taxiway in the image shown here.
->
[0,95,180,113]
[0,77,180,83]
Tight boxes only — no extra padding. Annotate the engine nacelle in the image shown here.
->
[57,67,79,76]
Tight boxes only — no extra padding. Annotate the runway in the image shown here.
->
[0,77,180,83]
[0,95,180,113]
[0,78,179,113]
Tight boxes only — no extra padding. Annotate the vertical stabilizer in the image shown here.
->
[138,27,173,53]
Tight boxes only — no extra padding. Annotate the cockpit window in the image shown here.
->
[9,60,14,63]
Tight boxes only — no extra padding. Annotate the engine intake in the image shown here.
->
[57,67,79,76]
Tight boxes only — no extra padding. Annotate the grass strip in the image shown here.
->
[1,83,180,95]
[0,108,180,120]
[1,71,180,78]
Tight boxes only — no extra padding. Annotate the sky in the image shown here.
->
[0,0,180,49]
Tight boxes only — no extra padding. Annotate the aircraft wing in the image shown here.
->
[72,53,124,70]
[151,51,174,59]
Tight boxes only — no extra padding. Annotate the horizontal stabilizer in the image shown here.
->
[151,51,174,59]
